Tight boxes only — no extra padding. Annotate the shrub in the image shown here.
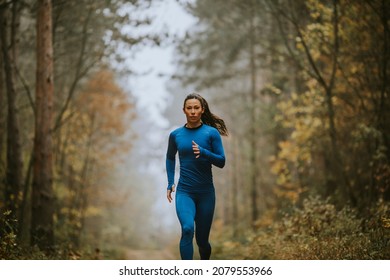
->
[214,196,390,259]
[248,196,389,259]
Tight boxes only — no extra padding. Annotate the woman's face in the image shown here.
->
[183,98,204,125]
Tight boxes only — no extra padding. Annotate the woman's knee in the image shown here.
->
[196,238,210,248]
[182,225,194,238]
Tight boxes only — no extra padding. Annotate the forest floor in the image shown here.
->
[124,248,177,260]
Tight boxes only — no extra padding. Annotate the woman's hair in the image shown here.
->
[183,93,228,136]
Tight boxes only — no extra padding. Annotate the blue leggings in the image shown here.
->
[175,190,215,260]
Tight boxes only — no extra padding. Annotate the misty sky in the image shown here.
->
[116,0,196,241]
[126,0,195,128]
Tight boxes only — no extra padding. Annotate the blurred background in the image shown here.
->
[0,0,389,260]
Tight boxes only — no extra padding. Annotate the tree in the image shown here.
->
[31,0,55,251]
[0,0,24,227]
[268,0,389,210]
[173,0,281,228]
[0,0,165,256]
[0,3,5,196]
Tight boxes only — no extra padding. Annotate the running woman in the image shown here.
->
[166,93,228,260]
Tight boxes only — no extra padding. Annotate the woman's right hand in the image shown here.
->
[167,185,175,203]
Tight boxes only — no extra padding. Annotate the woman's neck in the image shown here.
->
[185,122,202,129]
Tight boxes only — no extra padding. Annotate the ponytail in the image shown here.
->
[183,93,228,136]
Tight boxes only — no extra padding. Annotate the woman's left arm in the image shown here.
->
[194,130,225,168]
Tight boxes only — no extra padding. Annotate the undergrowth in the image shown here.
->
[213,196,390,260]
[0,210,104,260]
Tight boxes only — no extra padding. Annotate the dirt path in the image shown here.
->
[124,248,177,260]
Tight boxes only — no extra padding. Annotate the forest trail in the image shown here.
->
[124,248,177,260]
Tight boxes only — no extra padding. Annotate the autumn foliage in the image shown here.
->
[172,0,390,259]
[1,0,149,259]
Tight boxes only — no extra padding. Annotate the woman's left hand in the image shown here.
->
[192,141,200,158]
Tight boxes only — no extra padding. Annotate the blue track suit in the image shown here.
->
[166,124,225,260]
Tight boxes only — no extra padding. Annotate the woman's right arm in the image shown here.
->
[166,132,177,202]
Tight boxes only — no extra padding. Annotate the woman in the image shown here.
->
[166,93,228,260]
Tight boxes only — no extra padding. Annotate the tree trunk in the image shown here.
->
[31,0,55,252]
[378,0,390,200]
[232,136,240,238]
[0,23,4,175]
[0,0,23,224]
[248,0,259,225]
[377,0,390,163]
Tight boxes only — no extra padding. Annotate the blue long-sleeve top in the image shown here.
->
[166,123,225,193]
